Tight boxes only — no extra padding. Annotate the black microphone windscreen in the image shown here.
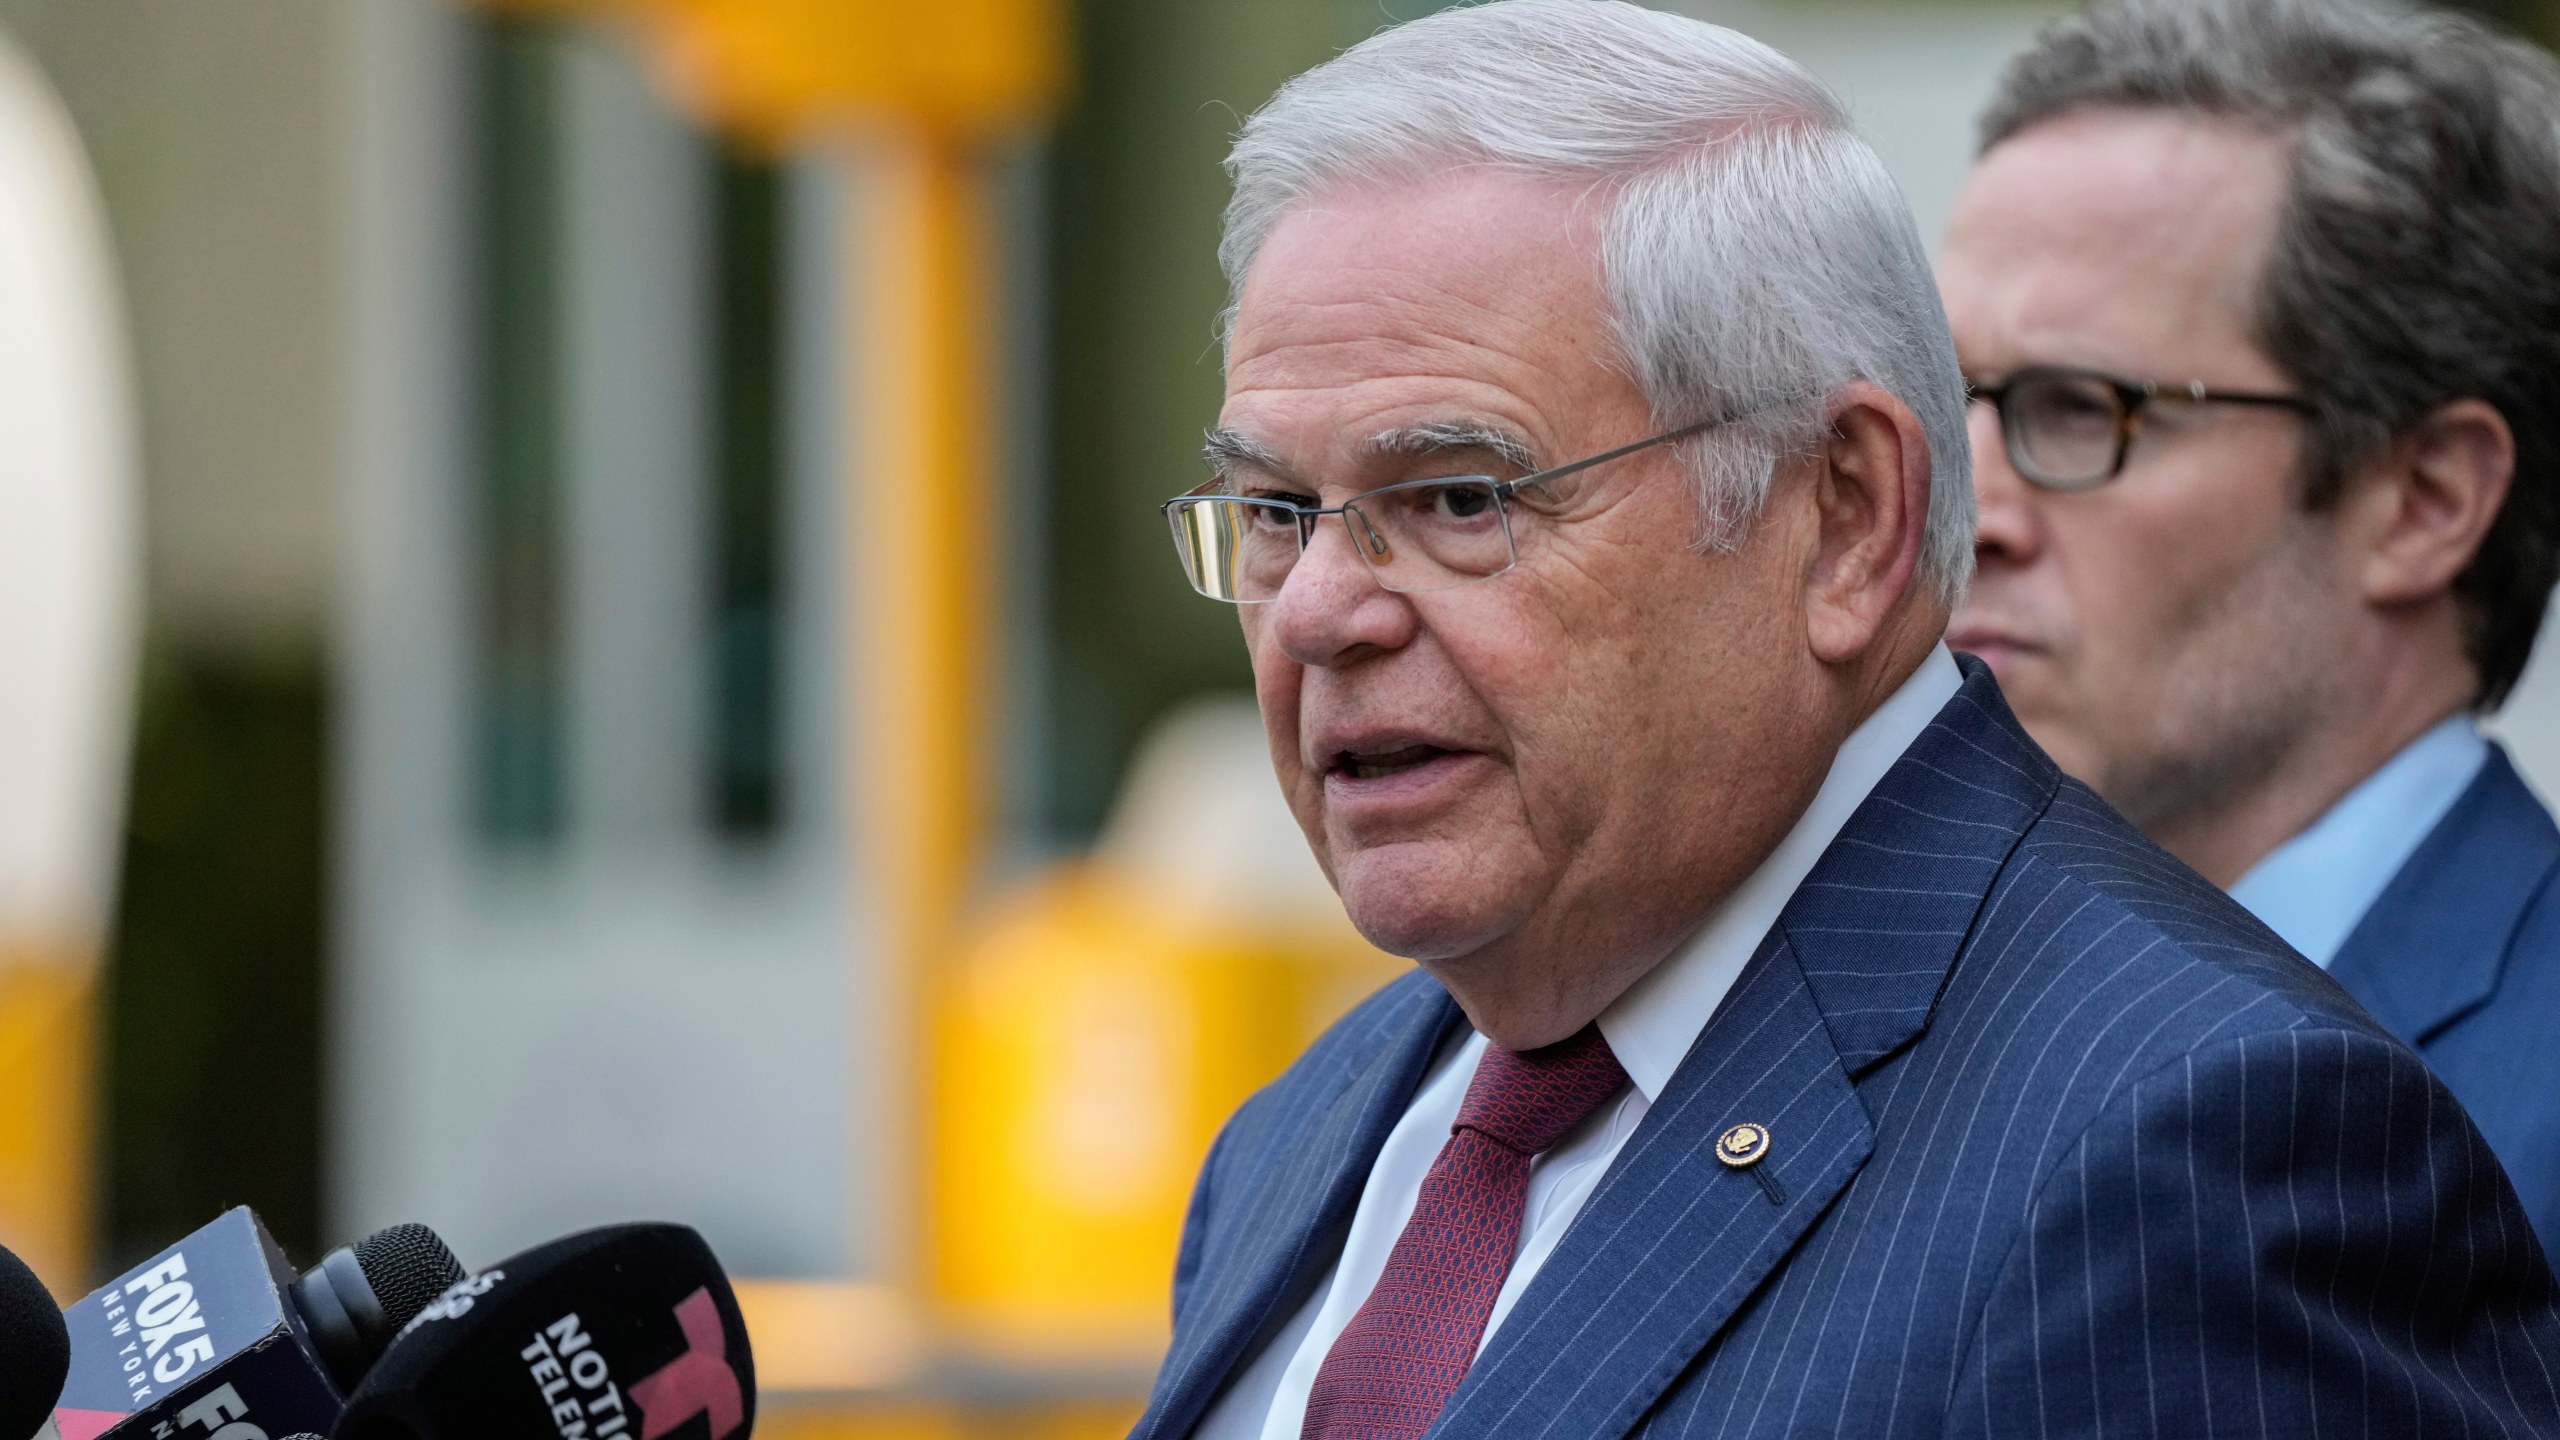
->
[336,1222,753,1440]
[354,1225,464,1333]
[0,1239,69,1439]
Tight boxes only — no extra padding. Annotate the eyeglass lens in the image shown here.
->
[2002,371,2129,489]
[1167,478,1520,602]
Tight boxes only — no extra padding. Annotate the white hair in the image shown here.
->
[1220,0,1974,601]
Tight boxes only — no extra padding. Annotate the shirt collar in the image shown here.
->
[1597,644,1963,1102]
[2227,714,2487,969]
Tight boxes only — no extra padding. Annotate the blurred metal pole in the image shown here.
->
[844,124,1001,1298]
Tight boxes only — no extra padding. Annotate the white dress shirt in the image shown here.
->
[1195,646,1963,1440]
[2226,714,2488,969]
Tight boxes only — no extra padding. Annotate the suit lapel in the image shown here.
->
[2329,743,2560,1045]
[1431,660,2054,1440]
[1137,978,1463,1440]
[1431,934,1873,1440]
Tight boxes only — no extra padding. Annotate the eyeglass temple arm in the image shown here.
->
[2189,387,2316,411]
[2128,376,2317,413]
[1497,416,1723,496]
[1970,374,2313,413]
[2111,380,2312,476]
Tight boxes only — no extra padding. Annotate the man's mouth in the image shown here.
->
[1331,743,1455,781]
[1947,622,2041,662]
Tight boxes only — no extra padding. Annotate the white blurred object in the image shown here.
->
[1095,695,1347,933]
[0,23,140,964]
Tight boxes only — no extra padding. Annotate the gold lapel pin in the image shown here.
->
[1717,1122,1772,1168]
[1718,1122,1783,1206]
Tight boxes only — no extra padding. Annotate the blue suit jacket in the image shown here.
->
[1134,663,2560,1439]
[2331,741,2560,1259]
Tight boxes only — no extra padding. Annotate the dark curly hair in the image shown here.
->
[1983,0,2560,708]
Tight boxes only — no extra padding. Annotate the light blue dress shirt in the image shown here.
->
[2228,715,2488,969]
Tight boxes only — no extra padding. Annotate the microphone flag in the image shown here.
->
[335,1221,755,1440]
[52,1209,341,1440]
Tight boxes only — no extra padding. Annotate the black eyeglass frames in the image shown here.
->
[1966,364,2312,491]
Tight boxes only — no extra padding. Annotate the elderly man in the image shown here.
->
[1942,0,2560,1256]
[1135,2,2560,1437]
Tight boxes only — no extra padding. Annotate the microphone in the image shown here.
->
[50,1207,463,1440]
[2,1238,70,1440]
[334,1222,753,1440]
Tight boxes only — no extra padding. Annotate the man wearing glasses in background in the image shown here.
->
[1944,0,2560,1257]
[1128,3,2560,1436]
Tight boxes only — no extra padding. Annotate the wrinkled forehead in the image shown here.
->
[1222,170,1632,459]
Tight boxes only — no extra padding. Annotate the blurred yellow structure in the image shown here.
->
[754,1401,1141,1440]
[486,0,1065,143]
[732,844,1393,1433]
[0,964,93,1296]
[934,867,1399,1359]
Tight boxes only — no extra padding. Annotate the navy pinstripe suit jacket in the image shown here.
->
[1133,662,2560,1439]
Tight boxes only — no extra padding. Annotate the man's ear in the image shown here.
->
[1804,379,1931,664]
[2350,397,2513,608]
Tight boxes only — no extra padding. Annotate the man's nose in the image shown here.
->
[1265,510,1420,666]
[1969,403,2047,571]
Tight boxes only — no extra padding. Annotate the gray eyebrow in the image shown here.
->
[1198,418,1538,491]
[1363,420,1536,473]
[1201,426,1293,486]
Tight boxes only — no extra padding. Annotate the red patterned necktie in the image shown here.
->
[1300,1024,1629,1440]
